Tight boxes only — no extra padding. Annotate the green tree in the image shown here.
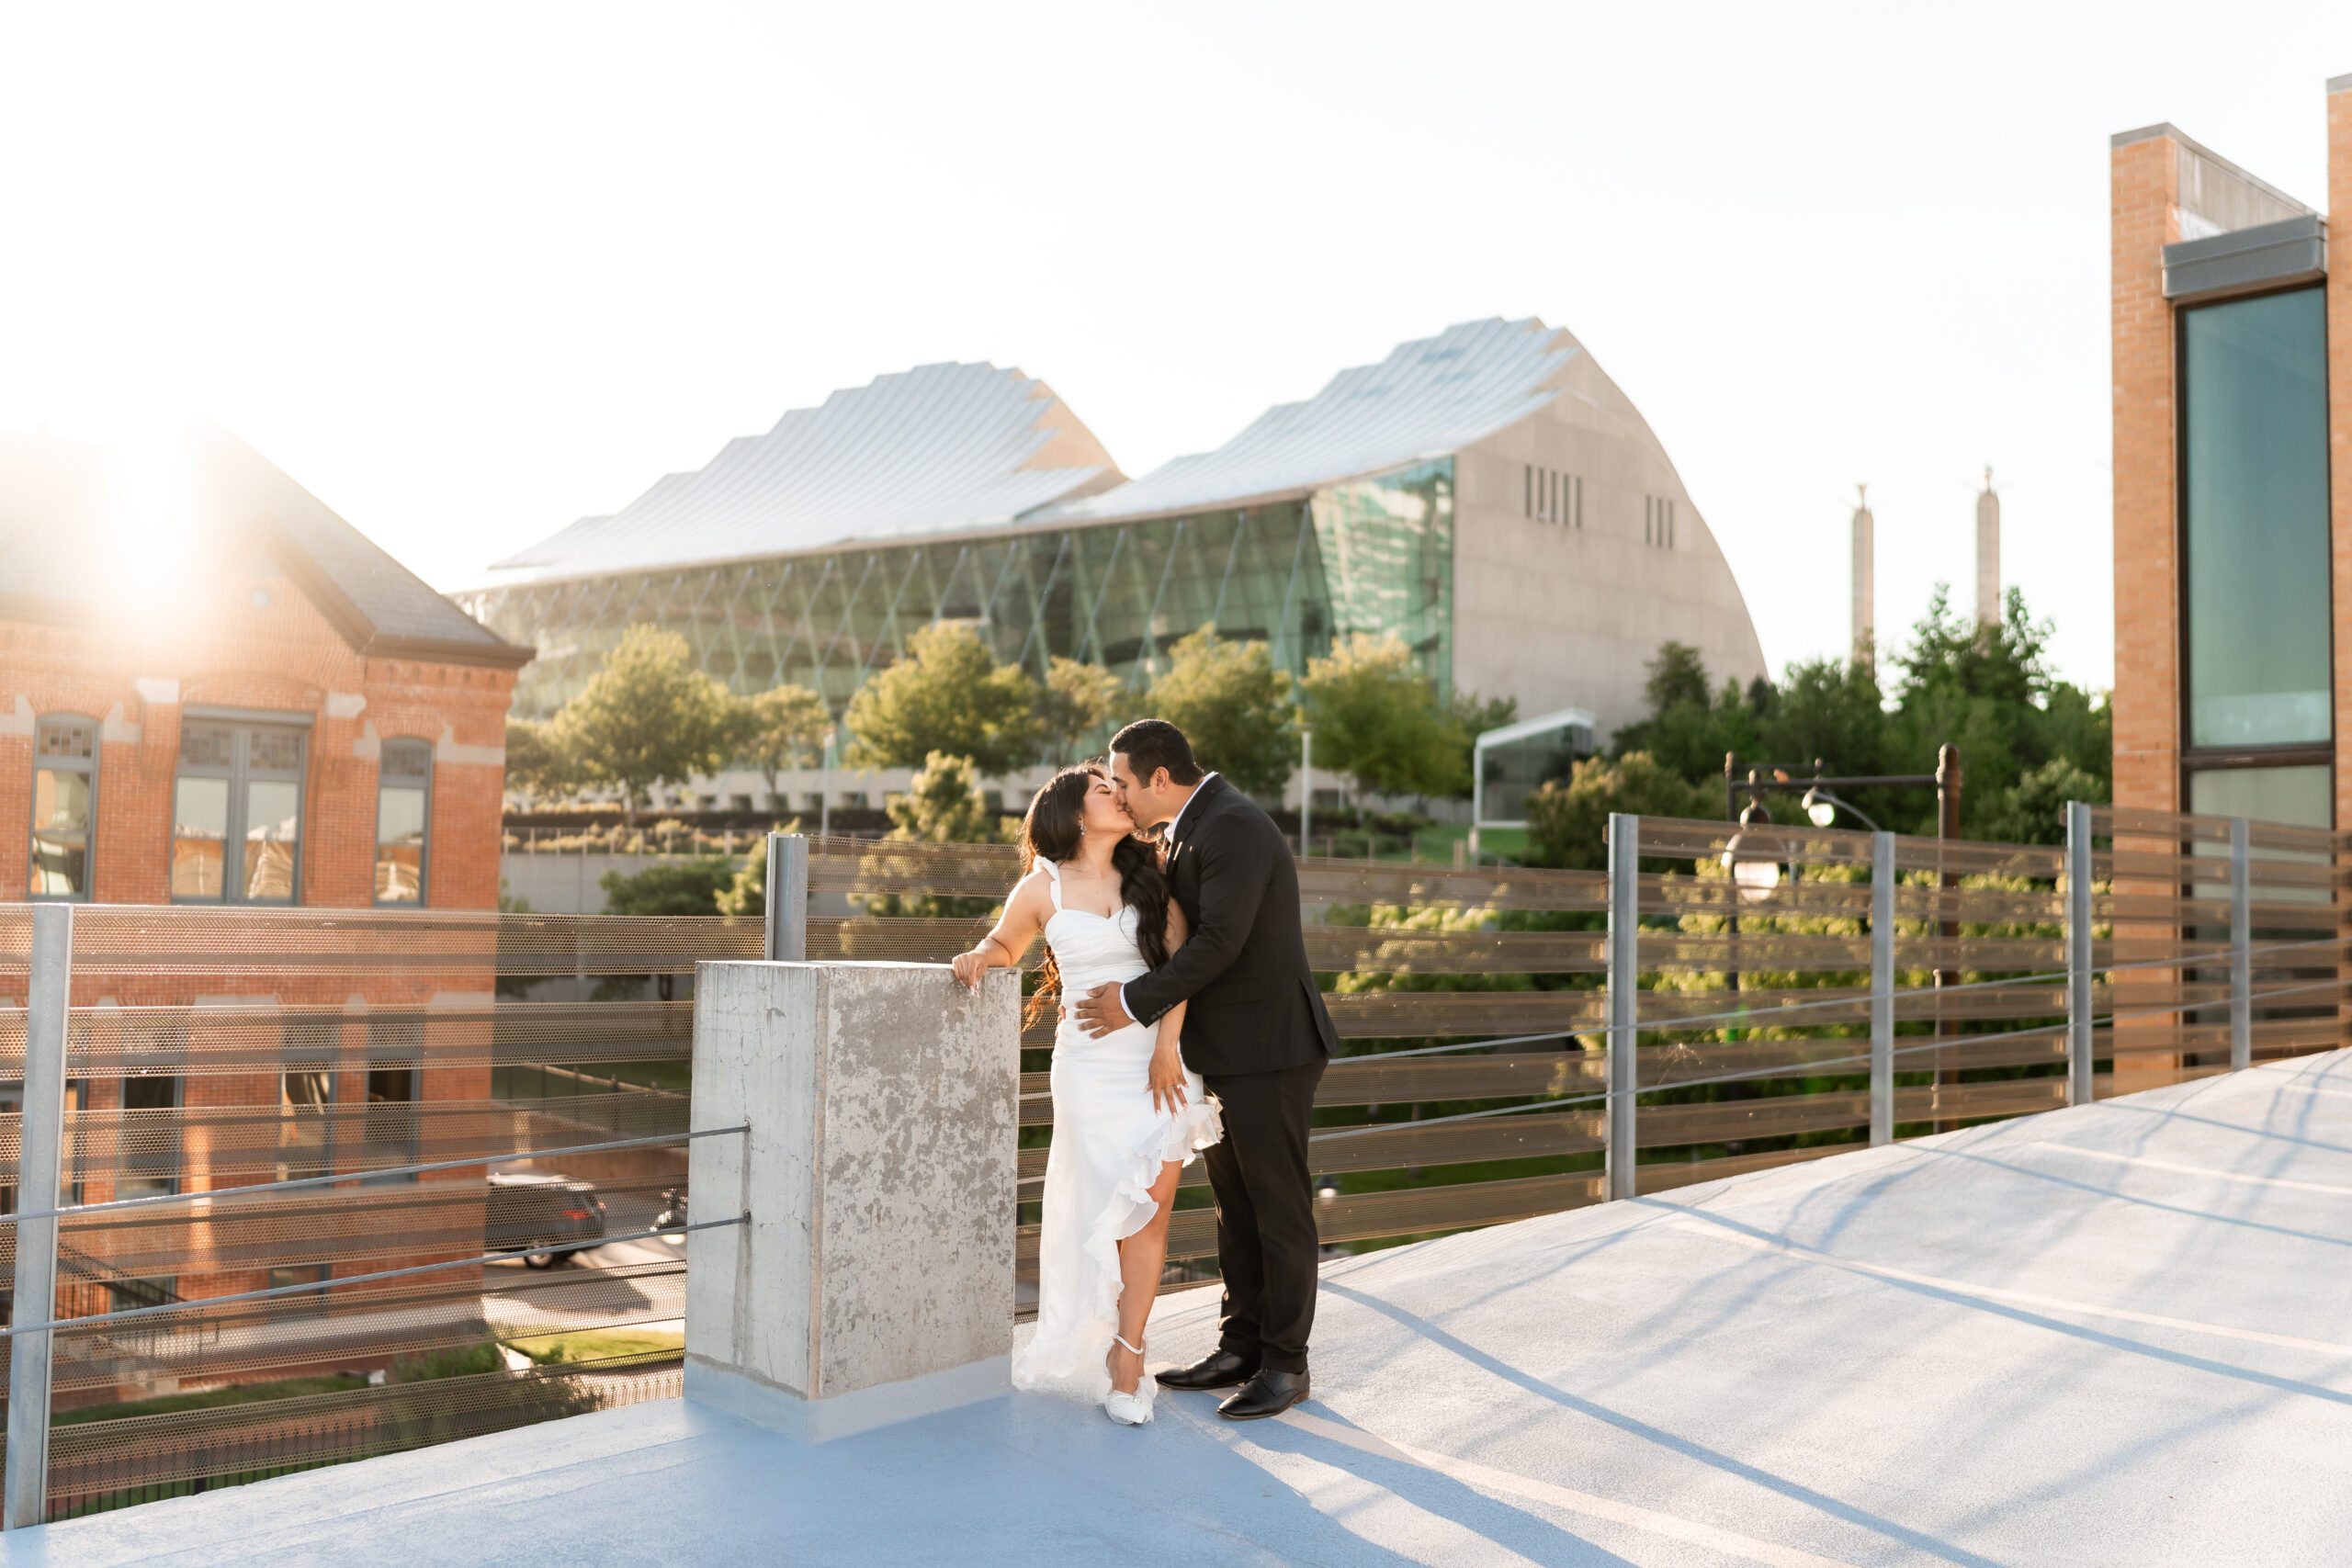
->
[738,683,831,809]
[501,717,576,807]
[886,751,1001,845]
[1883,586,2111,837]
[1296,631,1467,802]
[1524,752,1715,870]
[598,859,741,916]
[1039,656,1125,763]
[550,626,739,820]
[1644,641,1712,712]
[1979,757,2109,845]
[1145,625,1296,795]
[858,752,1005,919]
[1609,646,1765,785]
[842,623,1044,775]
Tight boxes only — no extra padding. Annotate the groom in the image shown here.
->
[1074,718,1337,1421]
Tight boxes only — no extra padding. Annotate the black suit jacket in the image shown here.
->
[1122,775,1338,1077]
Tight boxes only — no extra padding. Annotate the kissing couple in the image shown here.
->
[954,718,1338,1427]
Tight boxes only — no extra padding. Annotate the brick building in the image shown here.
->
[0,423,531,1354]
[2109,82,2352,825]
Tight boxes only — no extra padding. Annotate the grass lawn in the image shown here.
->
[54,1374,370,1426]
[503,1327,684,1366]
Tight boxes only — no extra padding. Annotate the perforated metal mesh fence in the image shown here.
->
[0,805,2339,1519]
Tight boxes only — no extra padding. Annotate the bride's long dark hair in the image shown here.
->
[1019,763,1170,1029]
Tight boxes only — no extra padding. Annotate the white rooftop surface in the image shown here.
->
[1041,316,1573,524]
[18,1052,2352,1567]
[482,361,1114,583]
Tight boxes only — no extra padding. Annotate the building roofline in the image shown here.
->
[2109,121,2315,217]
[2329,72,2352,95]
[454,446,1484,599]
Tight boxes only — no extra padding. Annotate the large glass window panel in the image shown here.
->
[375,739,432,905]
[30,717,96,900]
[175,721,304,903]
[243,780,300,900]
[171,777,229,897]
[2182,288,2333,748]
[2188,764,2332,828]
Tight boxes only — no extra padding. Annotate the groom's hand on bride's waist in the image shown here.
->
[1072,983,1134,1038]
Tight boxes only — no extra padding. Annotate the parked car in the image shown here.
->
[486,1172,608,1268]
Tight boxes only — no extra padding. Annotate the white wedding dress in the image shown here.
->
[1012,860,1223,1409]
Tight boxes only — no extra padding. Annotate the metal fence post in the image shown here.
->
[1604,813,1639,1201]
[1871,830,1895,1146]
[2065,801,2094,1108]
[2230,816,2251,1073]
[6,902,72,1530]
[764,832,808,964]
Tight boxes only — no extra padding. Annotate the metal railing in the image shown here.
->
[0,900,758,1529]
[778,804,2348,1305]
[0,803,2334,1521]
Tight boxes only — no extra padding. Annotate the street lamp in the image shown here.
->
[1720,796,1785,905]
[1800,784,1882,832]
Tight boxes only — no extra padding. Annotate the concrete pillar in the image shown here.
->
[684,961,1022,1441]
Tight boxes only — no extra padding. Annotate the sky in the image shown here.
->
[6,2,2351,695]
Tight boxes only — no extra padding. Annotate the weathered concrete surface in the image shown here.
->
[17,1050,2352,1565]
[684,961,1020,1439]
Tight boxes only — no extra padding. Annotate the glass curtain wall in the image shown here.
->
[461,459,1456,723]
[2180,287,2333,754]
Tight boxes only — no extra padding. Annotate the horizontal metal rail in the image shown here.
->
[1307,971,2352,1143]
[0,1216,747,1341]
[0,1125,747,1227]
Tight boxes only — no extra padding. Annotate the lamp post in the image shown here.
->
[1724,749,1964,1131]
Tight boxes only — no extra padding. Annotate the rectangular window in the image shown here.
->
[174,721,306,903]
[375,739,432,905]
[279,1015,339,1183]
[362,1015,423,1183]
[118,1074,182,1199]
[30,716,97,900]
[2181,287,2332,749]
[1524,464,1533,517]
[2187,763,2333,828]
[1575,476,1584,528]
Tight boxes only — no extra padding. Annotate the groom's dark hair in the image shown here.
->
[1110,718,1204,786]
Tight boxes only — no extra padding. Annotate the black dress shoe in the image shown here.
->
[1217,1369,1310,1421]
[1155,1348,1259,1391]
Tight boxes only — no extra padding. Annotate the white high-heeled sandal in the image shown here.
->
[1102,1334,1154,1427]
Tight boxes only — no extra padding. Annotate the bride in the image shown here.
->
[953,763,1222,1426]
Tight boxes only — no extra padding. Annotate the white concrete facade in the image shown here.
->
[1452,329,1766,742]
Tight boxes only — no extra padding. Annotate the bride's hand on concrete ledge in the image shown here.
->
[951,946,992,994]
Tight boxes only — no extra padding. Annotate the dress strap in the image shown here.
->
[1036,858,1063,910]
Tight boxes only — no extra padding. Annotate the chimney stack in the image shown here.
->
[1851,484,1874,666]
[1975,468,2000,625]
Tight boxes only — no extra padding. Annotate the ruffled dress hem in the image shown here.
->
[1010,1096,1223,1398]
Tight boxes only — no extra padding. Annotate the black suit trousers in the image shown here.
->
[1199,1058,1326,1373]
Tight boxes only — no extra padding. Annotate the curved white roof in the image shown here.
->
[485,362,1120,583]
[1040,318,1574,524]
